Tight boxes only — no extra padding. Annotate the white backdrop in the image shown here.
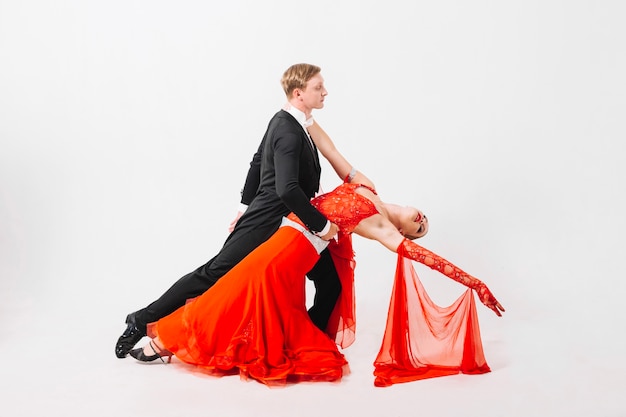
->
[1,1,625,416]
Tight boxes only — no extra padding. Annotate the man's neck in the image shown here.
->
[287,100,311,119]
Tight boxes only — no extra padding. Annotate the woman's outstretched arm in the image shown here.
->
[355,214,505,316]
[398,239,505,316]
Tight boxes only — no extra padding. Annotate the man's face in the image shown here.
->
[296,73,328,112]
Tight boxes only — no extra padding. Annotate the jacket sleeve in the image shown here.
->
[273,132,328,233]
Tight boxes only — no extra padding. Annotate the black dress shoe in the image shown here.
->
[130,340,173,364]
[115,312,146,358]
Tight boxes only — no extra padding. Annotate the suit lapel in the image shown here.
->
[304,130,320,168]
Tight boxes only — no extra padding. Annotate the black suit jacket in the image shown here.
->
[236,110,327,234]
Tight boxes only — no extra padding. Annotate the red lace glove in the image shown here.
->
[399,239,505,316]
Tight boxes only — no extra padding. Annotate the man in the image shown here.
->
[116,63,351,358]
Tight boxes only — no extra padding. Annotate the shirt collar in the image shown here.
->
[284,103,314,128]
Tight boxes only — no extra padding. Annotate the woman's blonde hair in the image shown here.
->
[280,63,321,97]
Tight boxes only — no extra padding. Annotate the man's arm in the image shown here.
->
[273,131,330,234]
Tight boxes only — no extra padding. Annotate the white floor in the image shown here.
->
[1,239,624,417]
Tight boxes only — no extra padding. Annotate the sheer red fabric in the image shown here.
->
[325,234,356,348]
[373,247,491,387]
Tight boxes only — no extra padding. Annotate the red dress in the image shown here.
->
[152,183,492,386]
[152,183,377,386]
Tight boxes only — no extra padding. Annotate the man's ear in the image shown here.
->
[293,88,302,99]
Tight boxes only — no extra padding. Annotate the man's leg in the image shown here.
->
[132,260,220,333]
[115,259,222,359]
[115,223,278,358]
[306,248,342,331]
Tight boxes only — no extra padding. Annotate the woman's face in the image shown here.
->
[398,206,428,239]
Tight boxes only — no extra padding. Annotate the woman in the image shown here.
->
[130,155,504,386]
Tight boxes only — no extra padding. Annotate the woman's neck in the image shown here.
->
[380,203,403,229]
[353,185,399,226]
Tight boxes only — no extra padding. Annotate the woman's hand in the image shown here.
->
[475,283,505,316]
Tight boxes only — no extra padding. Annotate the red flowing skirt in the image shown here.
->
[373,256,491,387]
[152,226,348,386]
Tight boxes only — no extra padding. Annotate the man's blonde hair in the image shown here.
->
[281,63,321,98]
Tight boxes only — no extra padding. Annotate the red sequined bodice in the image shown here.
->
[288,183,379,234]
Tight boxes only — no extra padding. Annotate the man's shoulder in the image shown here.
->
[270,109,297,124]
[268,110,302,134]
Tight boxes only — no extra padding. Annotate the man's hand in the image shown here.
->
[319,223,339,241]
[228,211,244,233]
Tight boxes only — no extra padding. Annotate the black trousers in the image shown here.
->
[134,222,341,332]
